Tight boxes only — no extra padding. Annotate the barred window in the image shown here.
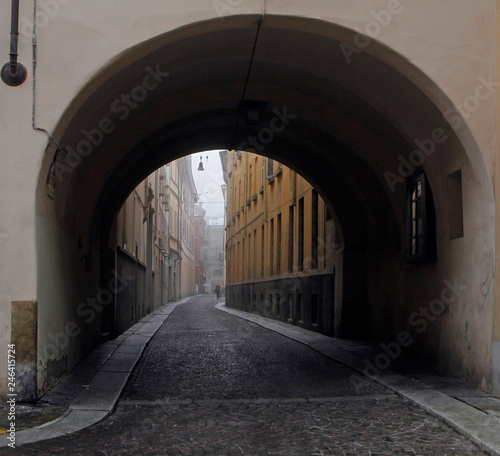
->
[406,171,436,262]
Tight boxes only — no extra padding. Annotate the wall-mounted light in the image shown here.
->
[241,100,268,126]
[1,0,27,86]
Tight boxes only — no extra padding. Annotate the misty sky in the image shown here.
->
[190,150,226,223]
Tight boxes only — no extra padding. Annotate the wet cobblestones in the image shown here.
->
[14,296,489,455]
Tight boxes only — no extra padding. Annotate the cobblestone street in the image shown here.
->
[14,296,488,455]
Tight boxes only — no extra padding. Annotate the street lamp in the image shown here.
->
[197,155,208,171]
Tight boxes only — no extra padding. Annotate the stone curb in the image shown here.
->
[0,297,192,448]
[215,302,500,456]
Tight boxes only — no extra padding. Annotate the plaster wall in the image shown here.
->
[0,0,497,398]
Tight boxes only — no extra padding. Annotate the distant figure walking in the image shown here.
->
[215,284,221,299]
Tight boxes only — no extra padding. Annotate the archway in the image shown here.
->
[34,14,494,395]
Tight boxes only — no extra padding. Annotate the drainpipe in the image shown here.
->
[1,0,27,86]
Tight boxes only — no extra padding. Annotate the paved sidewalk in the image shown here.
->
[0,297,191,448]
[215,303,500,456]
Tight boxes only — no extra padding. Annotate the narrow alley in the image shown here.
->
[15,296,487,455]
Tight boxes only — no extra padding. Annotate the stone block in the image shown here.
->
[11,301,38,402]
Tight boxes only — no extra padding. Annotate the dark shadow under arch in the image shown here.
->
[34,13,495,393]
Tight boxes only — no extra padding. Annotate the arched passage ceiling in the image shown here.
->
[40,14,478,255]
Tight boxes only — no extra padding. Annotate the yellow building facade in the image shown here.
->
[223,151,338,335]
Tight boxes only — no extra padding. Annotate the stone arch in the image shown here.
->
[35,14,494,393]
